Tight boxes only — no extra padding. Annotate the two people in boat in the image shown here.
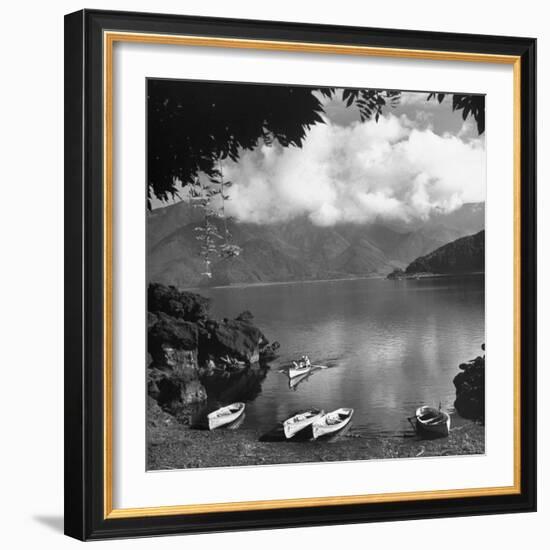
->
[292,355,311,369]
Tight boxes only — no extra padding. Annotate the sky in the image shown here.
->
[152,88,486,227]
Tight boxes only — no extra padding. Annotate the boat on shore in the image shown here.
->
[207,402,245,430]
[414,405,451,438]
[225,412,246,430]
[283,408,324,439]
[312,408,354,439]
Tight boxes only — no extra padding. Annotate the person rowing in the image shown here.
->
[288,356,312,378]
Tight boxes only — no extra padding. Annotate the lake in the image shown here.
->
[198,275,484,437]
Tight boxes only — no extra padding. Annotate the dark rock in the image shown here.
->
[203,319,265,364]
[236,310,254,322]
[148,351,207,415]
[147,308,207,415]
[453,346,485,421]
[156,373,207,409]
[146,283,272,422]
[260,341,280,362]
[148,311,198,355]
[148,282,210,322]
[157,346,198,374]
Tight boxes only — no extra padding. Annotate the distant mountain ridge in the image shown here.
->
[405,230,485,275]
[148,201,485,287]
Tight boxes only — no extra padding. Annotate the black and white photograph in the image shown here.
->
[146,79,486,470]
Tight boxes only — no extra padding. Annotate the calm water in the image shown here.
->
[198,275,484,436]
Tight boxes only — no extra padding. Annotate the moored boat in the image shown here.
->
[312,408,354,439]
[414,405,451,438]
[283,408,324,439]
[207,402,245,430]
[220,356,247,370]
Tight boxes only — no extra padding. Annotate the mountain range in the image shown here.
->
[147,200,485,287]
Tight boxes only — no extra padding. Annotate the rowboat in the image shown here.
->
[283,408,324,439]
[414,406,451,438]
[225,411,246,430]
[288,362,312,379]
[207,402,245,430]
[312,408,354,439]
[220,356,247,370]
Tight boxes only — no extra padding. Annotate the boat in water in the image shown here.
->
[207,402,245,430]
[288,358,312,379]
[414,405,451,438]
[219,356,247,371]
[283,408,324,439]
[312,408,354,439]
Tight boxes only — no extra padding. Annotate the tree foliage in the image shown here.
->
[147,80,331,208]
[427,92,485,134]
[341,88,402,122]
[148,282,210,322]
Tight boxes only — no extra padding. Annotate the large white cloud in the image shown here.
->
[222,113,485,226]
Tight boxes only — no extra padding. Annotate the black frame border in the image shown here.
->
[64,9,536,541]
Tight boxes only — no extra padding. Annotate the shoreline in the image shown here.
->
[183,271,484,292]
[147,419,485,470]
[184,274,384,292]
[387,271,485,281]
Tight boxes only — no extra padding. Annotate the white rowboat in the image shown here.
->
[207,402,245,430]
[415,406,451,438]
[312,408,354,439]
[288,363,312,379]
[283,408,324,439]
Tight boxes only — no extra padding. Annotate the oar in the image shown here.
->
[311,364,329,369]
[406,415,417,433]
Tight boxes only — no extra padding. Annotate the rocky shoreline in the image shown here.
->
[453,345,485,421]
[147,283,279,422]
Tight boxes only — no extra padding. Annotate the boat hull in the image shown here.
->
[283,409,324,439]
[415,406,451,438]
[312,408,354,439]
[288,365,312,379]
[208,402,245,430]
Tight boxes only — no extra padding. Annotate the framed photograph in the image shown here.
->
[64,9,536,540]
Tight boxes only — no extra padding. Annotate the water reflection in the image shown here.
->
[202,364,269,405]
[288,370,313,390]
[284,364,331,390]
